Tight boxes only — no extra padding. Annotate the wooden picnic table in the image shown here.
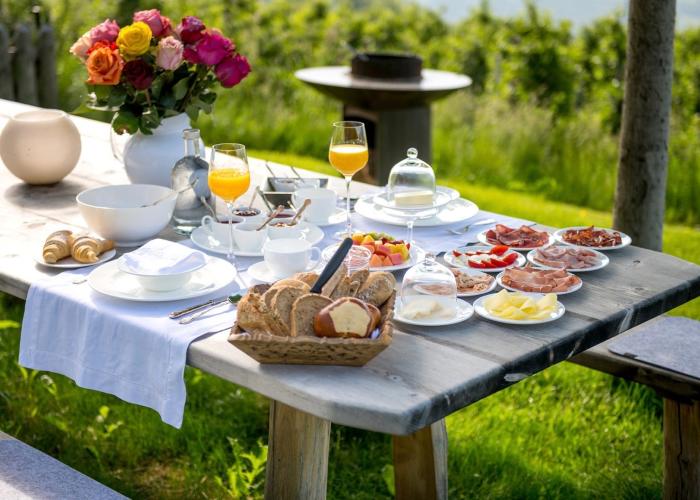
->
[1,99,699,499]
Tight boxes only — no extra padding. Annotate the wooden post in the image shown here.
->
[36,23,58,108]
[664,398,700,500]
[392,419,448,500]
[265,400,331,500]
[613,0,675,251]
[0,24,13,101]
[11,23,39,106]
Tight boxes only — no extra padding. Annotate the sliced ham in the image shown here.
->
[485,224,550,248]
[533,246,600,270]
[501,266,581,293]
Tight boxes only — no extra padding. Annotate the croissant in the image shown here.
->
[43,230,74,263]
[71,235,115,263]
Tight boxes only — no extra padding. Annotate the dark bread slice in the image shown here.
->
[290,293,333,337]
[270,286,308,336]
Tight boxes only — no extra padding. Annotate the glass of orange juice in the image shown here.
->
[209,143,251,265]
[329,121,368,238]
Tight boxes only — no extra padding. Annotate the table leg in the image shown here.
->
[392,419,448,500]
[664,398,700,500]
[264,400,331,500]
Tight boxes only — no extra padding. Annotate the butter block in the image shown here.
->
[394,190,434,206]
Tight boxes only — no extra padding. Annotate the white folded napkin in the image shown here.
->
[19,253,241,428]
[120,238,207,275]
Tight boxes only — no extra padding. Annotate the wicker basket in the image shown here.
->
[228,294,395,366]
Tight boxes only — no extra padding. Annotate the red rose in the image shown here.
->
[215,53,251,88]
[192,32,233,66]
[123,59,154,90]
[177,16,205,44]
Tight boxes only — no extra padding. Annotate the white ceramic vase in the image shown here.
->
[0,109,81,184]
[117,113,191,187]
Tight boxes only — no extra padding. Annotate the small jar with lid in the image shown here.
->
[386,148,436,207]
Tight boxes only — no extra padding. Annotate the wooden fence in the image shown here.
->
[0,19,57,108]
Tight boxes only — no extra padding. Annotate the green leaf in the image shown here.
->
[112,110,139,135]
[141,107,161,130]
[199,91,217,104]
[71,102,94,115]
[173,77,191,100]
[106,86,127,108]
[185,104,200,123]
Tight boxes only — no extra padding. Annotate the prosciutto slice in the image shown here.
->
[501,266,581,293]
[533,246,599,269]
[561,226,622,247]
[485,224,550,248]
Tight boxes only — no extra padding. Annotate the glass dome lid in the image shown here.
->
[399,253,457,319]
[386,148,436,206]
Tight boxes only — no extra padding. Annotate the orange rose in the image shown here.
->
[86,43,124,85]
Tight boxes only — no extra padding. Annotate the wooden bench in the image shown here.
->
[571,316,700,500]
[0,430,126,499]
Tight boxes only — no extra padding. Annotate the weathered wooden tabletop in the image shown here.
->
[2,99,699,436]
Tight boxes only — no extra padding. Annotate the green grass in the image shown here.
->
[1,164,697,498]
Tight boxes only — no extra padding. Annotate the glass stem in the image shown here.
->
[407,218,415,247]
[344,175,352,237]
[226,202,237,270]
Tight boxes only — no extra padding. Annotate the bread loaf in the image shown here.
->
[270,286,309,336]
[291,272,319,287]
[356,272,396,307]
[313,297,374,338]
[290,293,333,337]
[236,293,273,334]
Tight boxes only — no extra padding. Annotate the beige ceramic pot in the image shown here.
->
[0,109,81,184]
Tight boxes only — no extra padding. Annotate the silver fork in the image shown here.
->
[448,218,497,235]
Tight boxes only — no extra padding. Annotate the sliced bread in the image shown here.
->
[270,286,309,336]
[290,293,333,337]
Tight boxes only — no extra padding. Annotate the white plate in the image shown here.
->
[34,248,116,269]
[190,222,324,257]
[526,247,610,272]
[394,297,474,326]
[495,270,583,295]
[321,243,425,272]
[449,268,498,297]
[372,186,460,212]
[87,257,236,302]
[443,245,525,272]
[355,195,479,227]
[553,226,632,251]
[303,208,346,227]
[476,227,555,251]
[473,292,565,325]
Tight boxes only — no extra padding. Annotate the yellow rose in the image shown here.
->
[116,22,152,58]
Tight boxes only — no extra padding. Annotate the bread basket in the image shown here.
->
[228,293,395,366]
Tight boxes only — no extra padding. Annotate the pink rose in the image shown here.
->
[183,46,200,64]
[156,36,183,70]
[176,16,205,44]
[89,19,120,43]
[191,31,233,66]
[215,53,251,88]
[133,9,170,38]
[70,31,93,61]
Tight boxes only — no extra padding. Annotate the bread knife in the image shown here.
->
[310,237,353,294]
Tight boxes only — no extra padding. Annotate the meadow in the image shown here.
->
[1,0,699,498]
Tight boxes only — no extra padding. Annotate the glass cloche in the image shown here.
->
[386,148,436,207]
[399,253,457,321]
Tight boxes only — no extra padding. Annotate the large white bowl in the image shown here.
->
[77,184,176,247]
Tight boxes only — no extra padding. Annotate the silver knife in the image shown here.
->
[169,296,229,319]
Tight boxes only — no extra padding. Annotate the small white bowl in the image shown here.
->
[77,184,176,247]
[118,259,206,292]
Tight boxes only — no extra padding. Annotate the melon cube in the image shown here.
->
[370,254,384,268]
[375,244,391,256]
[388,252,404,265]
[382,256,393,266]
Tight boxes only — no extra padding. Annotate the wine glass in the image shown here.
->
[328,121,368,239]
[208,143,251,267]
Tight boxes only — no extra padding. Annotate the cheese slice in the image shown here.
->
[401,297,453,320]
[394,190,434,207]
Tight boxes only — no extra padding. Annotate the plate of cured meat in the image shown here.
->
[444,245,526,272]
[450,268,497,297]
[477,224,554,251]
[496,267,583,295]
[554,226,631,250]
[527,246,609,272]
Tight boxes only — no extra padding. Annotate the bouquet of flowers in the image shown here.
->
[70,9,251,135]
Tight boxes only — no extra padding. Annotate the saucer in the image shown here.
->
[190,223,325,257]
[247,260,320,283]
[393,297,474,326]
[303,208,346,227]
[88,257,236,302]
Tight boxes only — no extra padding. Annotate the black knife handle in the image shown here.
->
[310,237,353,294]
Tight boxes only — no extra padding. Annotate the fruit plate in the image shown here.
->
[322,242,425,272]
[443,245,525,272]
[229,292,395,366]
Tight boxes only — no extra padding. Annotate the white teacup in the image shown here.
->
[263,238,321,278]
[232,222,268,252]
[293,187,337,223]
[267,218,303,240]
[201,214,244,243]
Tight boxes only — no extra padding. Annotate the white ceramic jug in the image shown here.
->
[0,109,81,184]
[115,113,192,187]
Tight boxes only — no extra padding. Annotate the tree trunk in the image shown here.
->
[613,0,675,251]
